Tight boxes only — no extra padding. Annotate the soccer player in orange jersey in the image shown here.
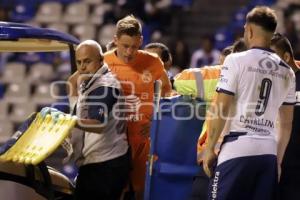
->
[104,15,171,200]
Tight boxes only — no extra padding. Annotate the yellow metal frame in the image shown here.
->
[0,113,77,165]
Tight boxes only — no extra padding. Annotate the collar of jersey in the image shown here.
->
[251,46,275,53]
[80,64,109,93]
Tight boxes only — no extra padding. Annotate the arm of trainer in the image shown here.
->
[76,87,119,134]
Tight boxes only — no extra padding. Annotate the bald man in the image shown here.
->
[67,40,130,200]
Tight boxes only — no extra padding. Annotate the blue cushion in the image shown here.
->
[145,96,205,200]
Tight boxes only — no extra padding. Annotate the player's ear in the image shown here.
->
[139,35,143,48]
[283,52,291,63]
[249,25,254,39]
[113,35,118,45]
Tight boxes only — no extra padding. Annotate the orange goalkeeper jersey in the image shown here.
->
[104,50,164,122]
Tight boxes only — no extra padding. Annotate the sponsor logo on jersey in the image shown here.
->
[211,171,220,200]
[240,115,274,128]
[247,66,288,80]
[259,57,279,71]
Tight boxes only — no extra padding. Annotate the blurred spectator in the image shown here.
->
[0,7,8,21]
[170,38,190,70]
[104,0,146,23]
[144,0,172,32]
[190,35,221,68]
[284,19,299,55]
[218,45,233,65]
[144,42,172,71]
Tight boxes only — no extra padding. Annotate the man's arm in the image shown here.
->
[67,71,79,97]
[277,104,294,178]
[203,92,234,177]
[76,87,119,134]
[160,70,172,97]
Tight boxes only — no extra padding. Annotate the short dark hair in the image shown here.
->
[116,15,142,37]
[271,32,294,58]
[246,6,277,33]
[144,42,171,63]
[221,45,233,57]
[232,38,248,53]
[105,40,116,52]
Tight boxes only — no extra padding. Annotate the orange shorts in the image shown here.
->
[127,120,151,192]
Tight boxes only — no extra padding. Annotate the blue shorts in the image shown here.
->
[208,155,278,200]
[189,164,209,200]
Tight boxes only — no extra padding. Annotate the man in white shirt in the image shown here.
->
[190,35,220,68]
[203,6,295,200]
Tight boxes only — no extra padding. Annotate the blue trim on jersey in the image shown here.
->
[251,47,275,53]
[216,88,235,96]
[87,87,119,123]
[282,102,296,105]
[279,60,291,69]
[222,132,247,144]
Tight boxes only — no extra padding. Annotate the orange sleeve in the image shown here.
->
[150,56,165,80]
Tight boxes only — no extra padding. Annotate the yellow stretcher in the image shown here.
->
[0,113,77,200]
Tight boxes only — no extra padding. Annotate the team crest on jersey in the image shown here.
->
[258,57,279,71]
[141,70,152,83]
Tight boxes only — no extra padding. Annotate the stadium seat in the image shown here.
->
[0,101,8,120]
[4,83,30,104]
[63,2,89,24]
[214,27,234,50]
[89,3,113,25]
[59,0,80,4]
[0,84,5,99]
[83,0,103,5]
[291,11,300,31]
[47,23,69,34]
[0,0,13,9]
[1,62,26,83]
[27,62,54,84]
[9,102,36,123]
[145,95,205,200]
[98,24,116,46]
[0,120,13,143]
[250,0,276,6]
[172,0,193,7]
[72,24,96,41]
[35,2,62,24]
[32,83,58,105]
[9,2,36,22]
[231,6,249,27]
